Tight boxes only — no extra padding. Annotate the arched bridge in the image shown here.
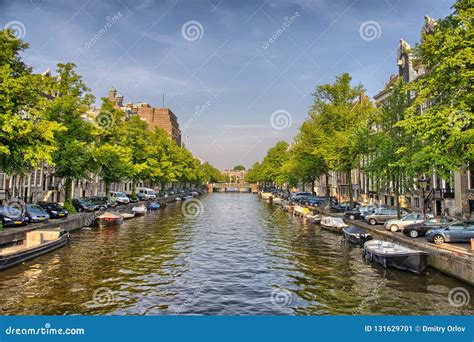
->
[207,183,258,193]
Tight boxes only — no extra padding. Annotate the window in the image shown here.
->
[0,173,4,190]
[469,167,474,190]
[449,223,464,231]
[414,197,420,207]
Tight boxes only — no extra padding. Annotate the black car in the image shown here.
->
[37,202,69,219]
[343,208,363,220]
[72,198,97,212]
[25,204,50,223]
[89,196,116,209]
[330,202,361,213]
[403,216,456,238]
[0,206,29,227]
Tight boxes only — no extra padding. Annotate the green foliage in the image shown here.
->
[399,0,473,177]
[233,165,245,171]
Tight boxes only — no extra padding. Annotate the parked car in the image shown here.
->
[25,204,50,223]
[137,188,156,200]
[0,206,29,227]
[290,192,312,202]
[90,196,117,209]
[344,204,379,220]
[365,207,410,225]
[110,191,130,205]
[330,202,361,213]
[426,220,474,244]
[384,212,429,232]
[37,202,69,219]
[126,194,139,203]
[72,198,97,212]
[403,216,456,238]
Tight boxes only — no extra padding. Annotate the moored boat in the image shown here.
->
[319,216,347,233]
[132,205,147,216]
[342,225,372,244]
[293,205,309,217]
[306,213,322,223]
[147,202,161,210]
[0,229,69,271]
[260,192,273,200]
[96,211,124,227]
[120,212,135,220]
[362,239,429,274]
[272,197,283,205]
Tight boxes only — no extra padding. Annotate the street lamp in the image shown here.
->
[418,177,429,217]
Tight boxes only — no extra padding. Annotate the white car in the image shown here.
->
[110,191,130,204]
[384,213,430,232]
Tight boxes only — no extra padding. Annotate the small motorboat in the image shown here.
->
[0,229,69,271]
[96,211,124,227]
[181,195,193,200]
[120,212,135,220]
[175,197,182,201]
[147,202,161,210]
[342,225,372,245]
[132,205,147,216]
[363,239,429,274]
[272,197,283,205]
[319,216,347,233]
[293,205,309,217]
[306,213,322,223]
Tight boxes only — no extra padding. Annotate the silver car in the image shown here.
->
[365,207,409,225]
[384,213,429,232]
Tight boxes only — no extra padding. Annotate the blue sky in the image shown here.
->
[1,0,453,169]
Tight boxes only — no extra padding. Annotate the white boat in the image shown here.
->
[132,205,147,216]
[272,197,283,205]
[0,229,69,271]
[120,212,135,220]
[319,216,347,233]
[260,192,273,200]
[363,240,428,274]
[306,213,322,223]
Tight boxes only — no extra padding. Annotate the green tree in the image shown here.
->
[0,31,65,182]
[399,0,473,177]
[233,165,246,171]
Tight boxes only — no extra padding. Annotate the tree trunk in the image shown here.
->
[64,177,72,203]
[347,170,353,207]
[395,172,401,219]
[325,172,330,201]
[311,178,315,195]
[105,182,111,196]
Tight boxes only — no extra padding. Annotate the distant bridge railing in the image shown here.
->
[207,183,258,193]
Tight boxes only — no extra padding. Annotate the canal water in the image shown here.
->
[0,193,472,315]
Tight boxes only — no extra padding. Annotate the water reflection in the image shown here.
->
[0,194,472,315]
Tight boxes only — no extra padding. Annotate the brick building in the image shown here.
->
[108,87,181,146]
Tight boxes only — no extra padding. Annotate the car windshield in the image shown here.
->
[47,203,63,210]
[27,204,44,212]
[0,206,22,216]
[116,192,127,197]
